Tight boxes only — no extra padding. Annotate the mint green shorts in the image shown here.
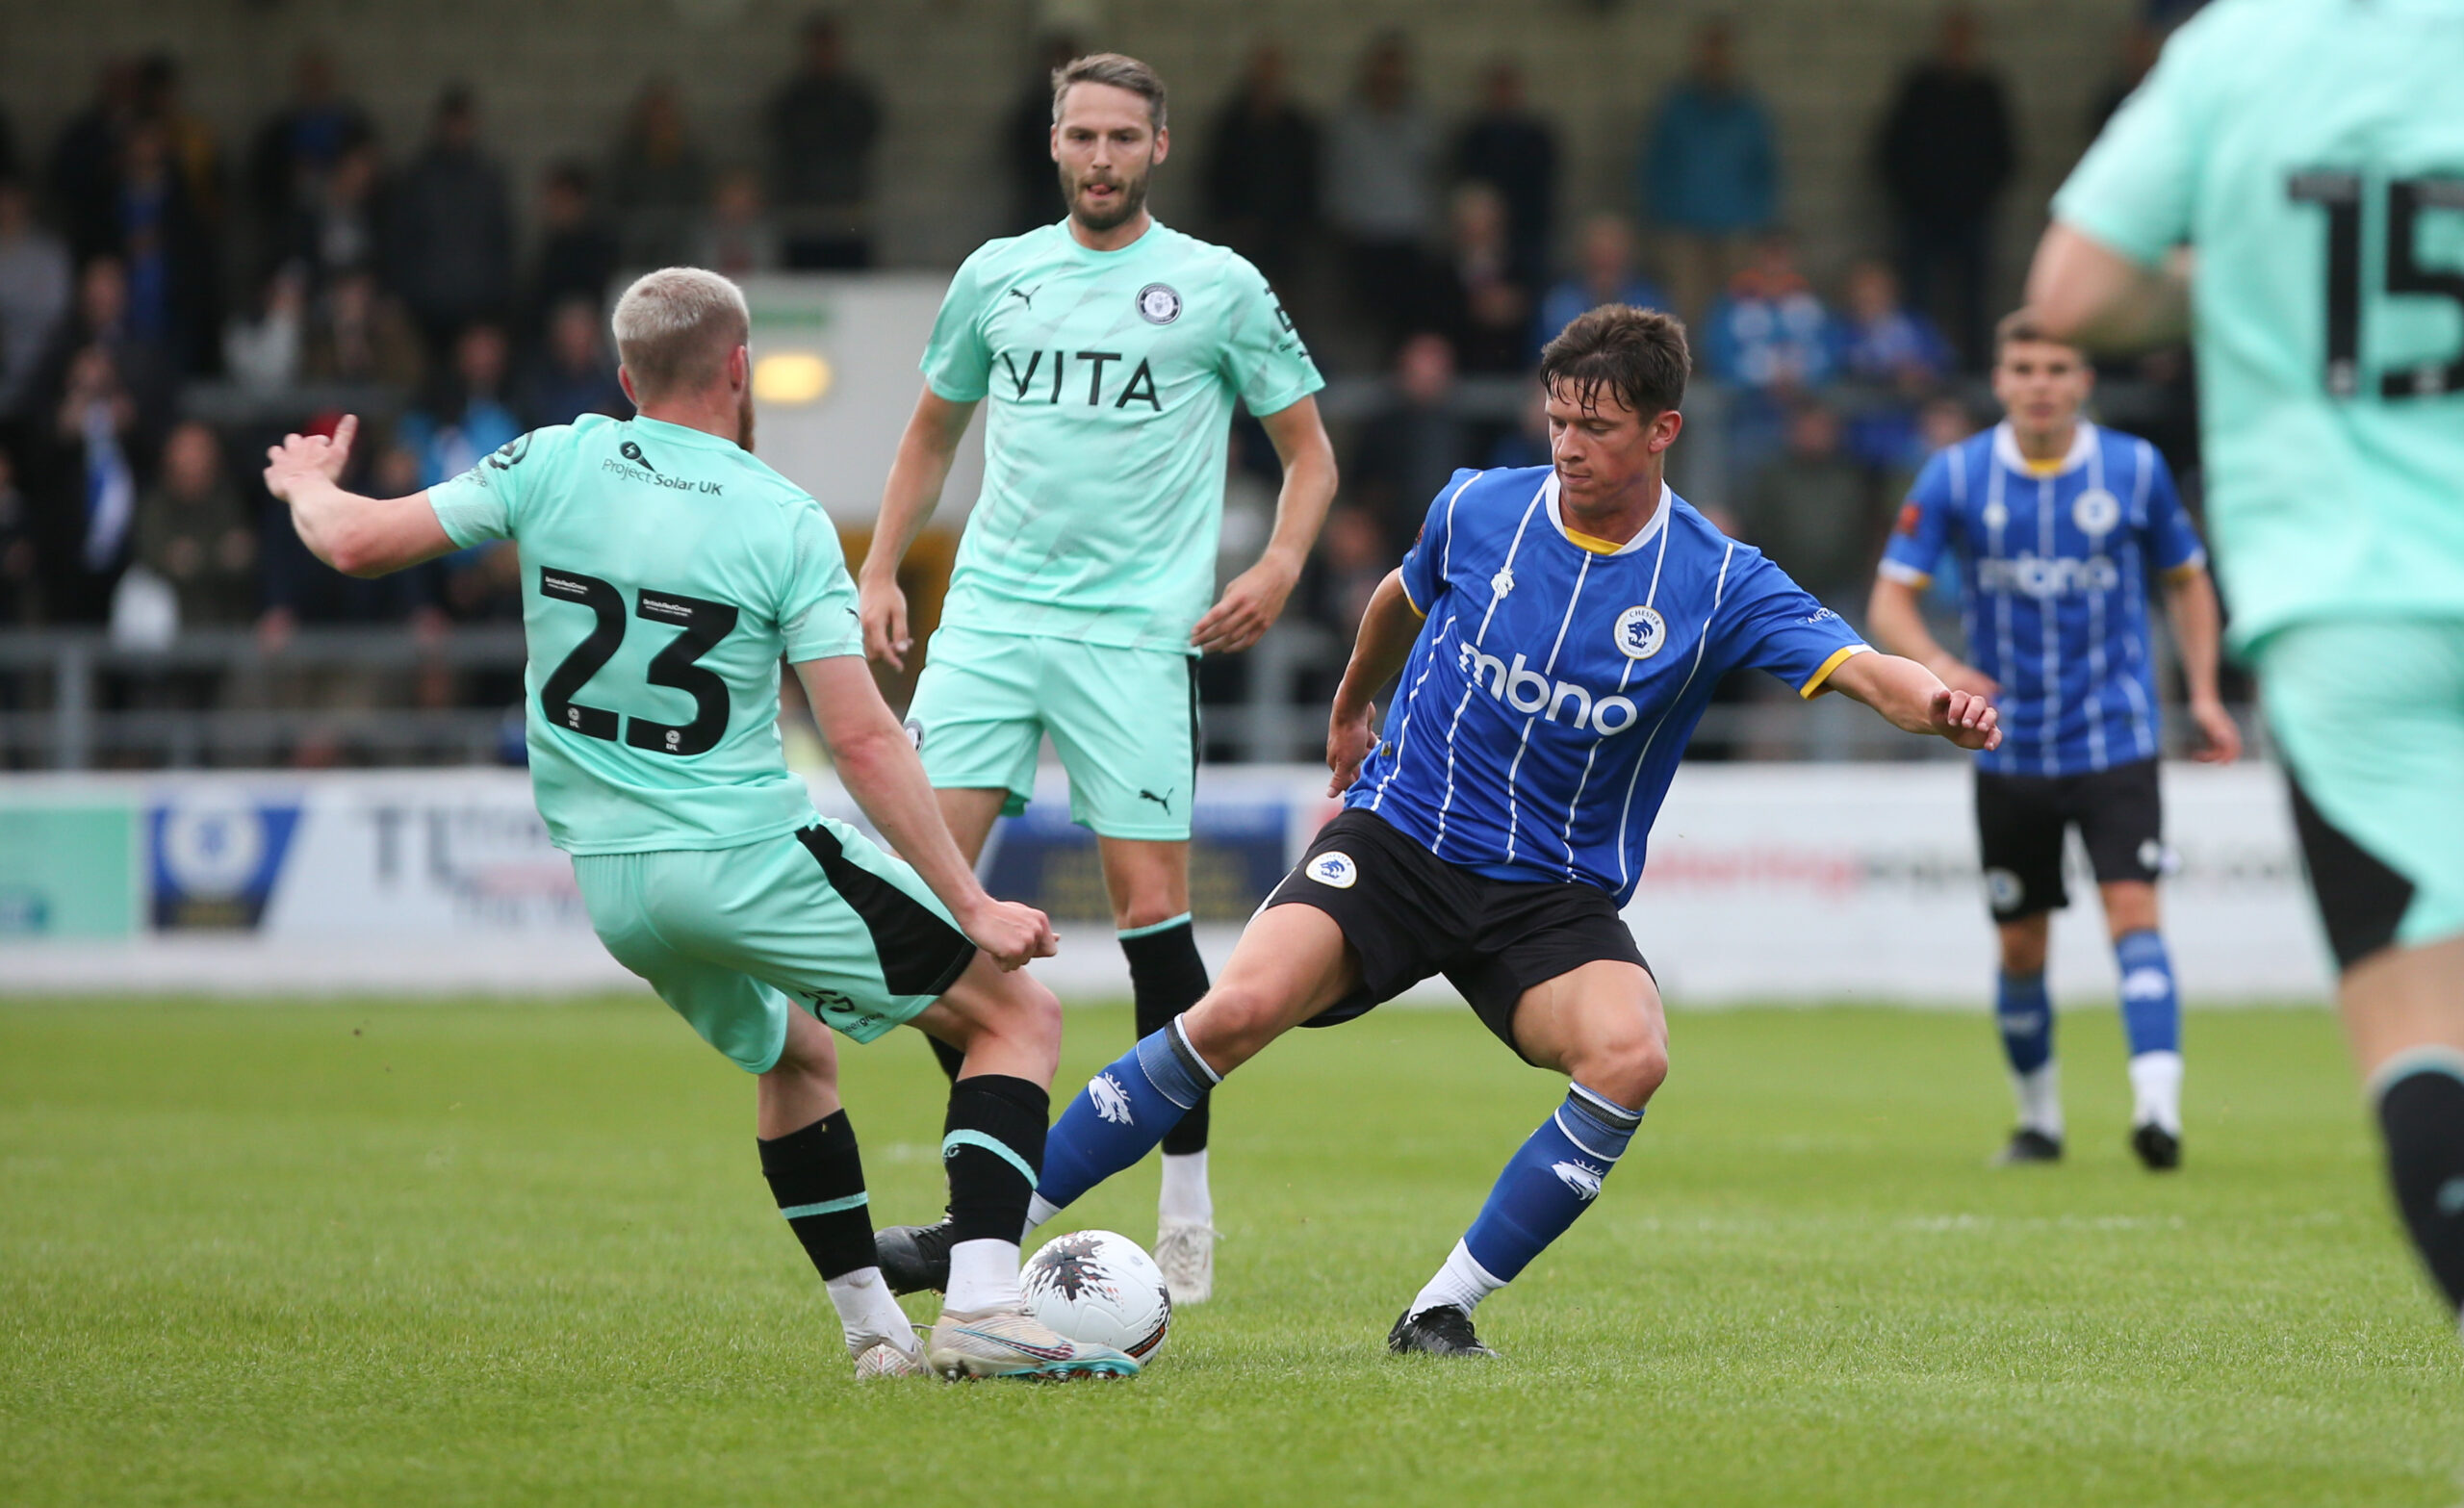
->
[2257,619,2464,958]
[572,819,976,1073]
[906,625,1199,841]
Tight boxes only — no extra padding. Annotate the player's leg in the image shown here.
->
[1978,770,2068,1162]
[919,786,1013,1084]
[2076,757,2182,1167]
[2262,620,2464,1319]
[1396,962,1662,1357]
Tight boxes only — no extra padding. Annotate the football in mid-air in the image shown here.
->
[1020,1230,1171,1364]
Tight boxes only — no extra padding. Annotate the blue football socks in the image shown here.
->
[2115,930,2181,1057]
[1411,1084,1644,1317]
[1030,1017,1219,1223]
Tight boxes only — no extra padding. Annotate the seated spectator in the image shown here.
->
[114,117,219,376]
[1836,258,1950,470]
[608,78,710,268]
[1348,332,1474,545]
[518,296,628,428]
[1450,59,1556,290]
[134,53,224,232]
[39,342,139,624]
[1304,504,1391,640]
[1432,183,1529,374]
[246,47,372,246]
[694,166,780,277]
[135,420,255,627]
[398,322,519,488]
[1703,231,1837,396]
[223,265,305,393]
[1737,399,1879,619]
[300,268,424,390]
[1534,214,1664,356]
[0,177,71,422]
[256,433,442,650]
[523,162,617,347]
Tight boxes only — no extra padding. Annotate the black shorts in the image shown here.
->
[1973,757,2165,922]
[1263,808,1651,1061]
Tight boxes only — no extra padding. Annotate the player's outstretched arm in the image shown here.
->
[2024,221,2191,354]
[794,653,1057,970]
[1826,651,2002,753]
[262,416,455,578]
[1324,568,1424,795]
[2162,565,2243,764]
[1193,396,1338,655]
[1865,576,1998,699]
[858,385,978,672]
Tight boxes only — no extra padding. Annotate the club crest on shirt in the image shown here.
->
[1982,501,2010,531]
[1613,604,1667,660]
[1136,283,1182,324]
[2072,488,2121,536]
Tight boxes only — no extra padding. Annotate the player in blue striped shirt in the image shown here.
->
[894,306,2000,1356]
[1869,315,2240,1171]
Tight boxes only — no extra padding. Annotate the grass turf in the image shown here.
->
[1,996,2456,1506]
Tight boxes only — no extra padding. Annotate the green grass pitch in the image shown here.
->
[3,996,2457,1506]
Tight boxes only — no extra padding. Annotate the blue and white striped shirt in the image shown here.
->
[1348,466,1868,905]
[1879,422,2205,778]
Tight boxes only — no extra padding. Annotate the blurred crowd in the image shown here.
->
[0,7,2190,764]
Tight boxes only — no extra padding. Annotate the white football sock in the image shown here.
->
[2129,1050,2184,1136]
[1409,1239,1506,1318]
[2013,1061,2064,1139]
[826,1265,914,1354]
[945,1238,1023,1314]
[1159,1150,1213,1227]
[1022,1192,1061,1242]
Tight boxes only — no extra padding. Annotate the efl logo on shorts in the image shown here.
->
[903,718,925,752]
[1307,851,1358,889]
[1984,867,2024,911]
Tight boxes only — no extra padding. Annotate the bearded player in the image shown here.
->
[860,53,1337,1304]
[902,305,1998,1357]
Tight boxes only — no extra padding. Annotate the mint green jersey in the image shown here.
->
[427,414,860,855]
[2051,0,2464,652]
[921,218,1323,651]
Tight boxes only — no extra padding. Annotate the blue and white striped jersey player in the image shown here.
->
[1012,306,1998,1357]
[1869,315,2240,1172]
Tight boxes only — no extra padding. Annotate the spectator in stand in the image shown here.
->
[1202,42,1321,297]
[1348,331,1474,546]
[1328,31,1440,350]
[134,53,223,232]
[0,179,71,424]
[135,420,255,628]
[30,256,174,461]
[608,78,710,269]
[518,296,629,429]
[48,60,141,262]
[765,13,882,268]
[385,86,514,358]
[1002,33,1082,235]
[283,138,383,290]
[1875,6,2014,370]
[1451,59,1556,292]
[1704,231,1837,473]
[1533,213,1664,356]
[693,166,781,277]
[1738,400,1879,619]
[1836,258,1950,470]
[1432,183,1529,375]
[522,162,617,346]
[247,48,372,250]
[39,342,139,624]
[398,322,519,490]
[223,264,305,393]
[1304,504,1391,641]
[1641,19,1778,326]
[300,268,424,391]
[115,117,219,376]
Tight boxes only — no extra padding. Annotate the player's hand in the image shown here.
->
[1930,687,2002,752]
[1193,555,1299,655]
[1930,656,1998,700]
[2188,696,2243,764]
[1325,699,1378,796]
[262,414,357,502]
[859,574,911,671]
[959,898,1059,971]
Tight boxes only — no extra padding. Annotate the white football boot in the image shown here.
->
[1153,1219,1218,1305]
[850,1327,927,1380]
[926,1307,1140,1381]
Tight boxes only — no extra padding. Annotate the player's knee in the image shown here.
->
[1183,980,1283,1070]
[1569,1014,1668,1107]
[1997,921,2049,976]
[997,974,1064,1074]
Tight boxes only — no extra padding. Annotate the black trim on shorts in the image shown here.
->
[1973,758,2164,922]
[2287,774,2415,971]
[795,825,975,997]
[1186,655,1202,789]
[1265,807,1651,1061]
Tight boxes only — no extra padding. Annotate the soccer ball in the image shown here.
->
[1020,1230,1171,1364]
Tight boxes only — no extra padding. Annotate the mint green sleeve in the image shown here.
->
[2051,28,2203,267]
[426,430,550,548]
[1217,255,1325,418]
[778,499,865,662]
[919,253,994,403]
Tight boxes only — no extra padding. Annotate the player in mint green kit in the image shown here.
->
[860,53,1338,1303]
[260,268,1141,1383]
[2029,0,2464,1323]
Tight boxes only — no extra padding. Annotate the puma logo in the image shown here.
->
[1139,788,1173,813]
[1007,285,1038,309]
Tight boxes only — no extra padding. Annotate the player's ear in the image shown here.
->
[1650,408,1683,455]
[729,345,750,391]
[1150,124,1169,165]
[617,366,638,406]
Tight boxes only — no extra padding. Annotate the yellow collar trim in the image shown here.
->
[1562,525,1628,555]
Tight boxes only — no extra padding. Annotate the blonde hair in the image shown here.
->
[610,268,751,401]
